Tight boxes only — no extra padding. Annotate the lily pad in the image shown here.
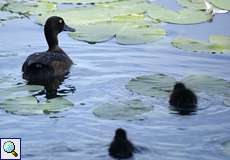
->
[207,0,230,10]
[177,0,229,14]
[0,96,74,115]
[127,74,230,97]
[147,4,213,24]
[172,35,230,53]
[2,0,56,16]
[222,141,230,156]
[224,97,230,107]
[48,0,116,4]
[69,20,166,44]
[93,99,152,120]
[126,74,176,97]
[37,0,150,26]
[116,23,166,45]
[0,81,74,115]
[176,0,207,10]
[182,75,230,95]
[68,21,121,43]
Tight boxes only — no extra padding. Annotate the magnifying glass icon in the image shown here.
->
[3,141,18,157]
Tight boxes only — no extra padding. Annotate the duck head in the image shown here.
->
[174,82,186,90]
[114,128,127,141]
[44,16,75,52]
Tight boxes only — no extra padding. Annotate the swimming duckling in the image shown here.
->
[22,16,75,85]
[109,128,134,159]
[169,82,197,113]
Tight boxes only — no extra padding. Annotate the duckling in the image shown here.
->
[22,16,75,85]
[169,82,197,110]
[109,128,134,159]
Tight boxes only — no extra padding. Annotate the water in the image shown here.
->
[0,7,230,160]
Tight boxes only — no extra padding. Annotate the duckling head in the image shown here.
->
[114,128,127,141]
[174,82,186,90]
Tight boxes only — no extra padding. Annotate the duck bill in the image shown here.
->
[63,24,76,32]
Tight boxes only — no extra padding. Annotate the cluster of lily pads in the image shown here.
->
[0,73,229,118]
[0,75,74,115]
[93,74,230,120]
[0,0,230,53]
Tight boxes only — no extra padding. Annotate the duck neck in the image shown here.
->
[45,28,61,52]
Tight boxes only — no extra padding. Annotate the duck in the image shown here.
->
[22,16,75,85]
[109,128,135,159]
[169,82,197,114]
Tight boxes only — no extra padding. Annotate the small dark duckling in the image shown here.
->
[109,128,135,159]
[169,82,197,113]
[22,16,75,85]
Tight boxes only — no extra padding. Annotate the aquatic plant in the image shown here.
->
[172,35,230,54]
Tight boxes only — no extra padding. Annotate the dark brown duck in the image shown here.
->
[22,16,75,85]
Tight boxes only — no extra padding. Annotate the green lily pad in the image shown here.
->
[176,0,207,10]
[93,99,152,120]
[69,20,165,44]
[127,74,230,97]
[177,0,229,14]
[0,96,74,115]
[116,23,166,45]
[126,74,176,97]
[172,35,230,53]
[147,4,213,24]
[207,0,230,10]
[69,21,121,43]
[0,81,74,115]
[224,97,230,107]
[222,141,230,156]
[2,0,56,16]
[182,75,230,95]
[37,0,150,26]
[48,0,116,3]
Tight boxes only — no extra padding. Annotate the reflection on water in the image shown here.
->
[0,8,230,160]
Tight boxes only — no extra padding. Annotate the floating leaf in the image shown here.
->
[182,75,230,95]
[172,35,230,53]
[48,0,116,4]
[0,81,74,115]
[222,141,230,156]
[126,74,176,97]
[69,20,165,44]
[69,21,120,43]
[224,97,230,107]
[116,24,166,45]
[207,0,230,10]
[93,99,152,120]
[0,96,74,115]
[177,0,229,15]
[3,0,56,16]
[176,0,207,10]
[147,4,212,24]
[127,74,230,97]
[37,0,150,26]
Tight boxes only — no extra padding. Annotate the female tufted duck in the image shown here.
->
[22,16,75,85]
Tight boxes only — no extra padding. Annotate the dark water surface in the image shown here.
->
[0,5,230,160]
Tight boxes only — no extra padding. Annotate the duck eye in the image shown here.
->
[59,19,63,24]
